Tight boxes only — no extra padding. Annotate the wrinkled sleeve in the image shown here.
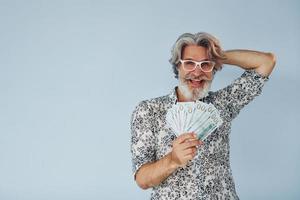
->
[130,101,156,179]
[214,69,269,121]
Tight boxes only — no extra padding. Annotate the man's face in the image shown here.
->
[177,45,214,101]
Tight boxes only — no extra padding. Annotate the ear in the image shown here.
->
[175,63,180,71]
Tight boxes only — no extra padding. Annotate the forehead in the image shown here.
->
[182,45,209,60]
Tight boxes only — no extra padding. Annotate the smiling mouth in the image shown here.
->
[186,79,205,88]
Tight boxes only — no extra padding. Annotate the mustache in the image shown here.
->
[181,74,212,81]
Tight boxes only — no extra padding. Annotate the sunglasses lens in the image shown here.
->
[201,61,215,72]
[183,61,196,71]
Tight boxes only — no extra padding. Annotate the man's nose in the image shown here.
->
[192,64,204,76]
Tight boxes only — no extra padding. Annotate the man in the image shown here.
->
[130,32,276,199]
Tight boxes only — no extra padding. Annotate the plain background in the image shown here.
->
[0,0,299,199]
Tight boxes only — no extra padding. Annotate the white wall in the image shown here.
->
[0,0,299,199]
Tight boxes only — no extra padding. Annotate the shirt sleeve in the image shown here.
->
[130,100,156,179]
[213,69,269,121]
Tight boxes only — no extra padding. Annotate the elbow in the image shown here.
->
[136,177,151,190]
[255,52,277,77]
[137,182,150,190]
[267,52,277,68]
[135,171,151,190]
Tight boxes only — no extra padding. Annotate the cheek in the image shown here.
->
[205,72,213,80]
[177,66,188,77]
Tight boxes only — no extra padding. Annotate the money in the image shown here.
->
[166,101,223,140]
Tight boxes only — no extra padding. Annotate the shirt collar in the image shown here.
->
[168,86,178,105]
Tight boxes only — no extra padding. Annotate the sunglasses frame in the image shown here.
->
[179,59,215,72]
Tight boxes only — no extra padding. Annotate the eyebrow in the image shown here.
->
[183,57,210,61]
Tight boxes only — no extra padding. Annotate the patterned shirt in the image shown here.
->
[130,70,269,200]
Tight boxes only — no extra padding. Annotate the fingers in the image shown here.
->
[184,154,195,161]
[182,147,197,156]
[182,148,197,162]
[175,132,197,144]
[171,133,205,166]
[180,139,202,150]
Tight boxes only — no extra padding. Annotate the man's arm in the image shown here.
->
[135,133,202,190]
[223,49,276,76]
[135,152,176,190]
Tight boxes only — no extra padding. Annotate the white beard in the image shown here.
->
[178,79,212,101]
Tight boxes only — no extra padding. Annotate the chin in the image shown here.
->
[179,80,212,101]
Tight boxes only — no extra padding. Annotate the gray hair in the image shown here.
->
[169,32,226,79]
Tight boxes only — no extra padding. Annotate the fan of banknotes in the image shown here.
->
[166,101,223,140]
